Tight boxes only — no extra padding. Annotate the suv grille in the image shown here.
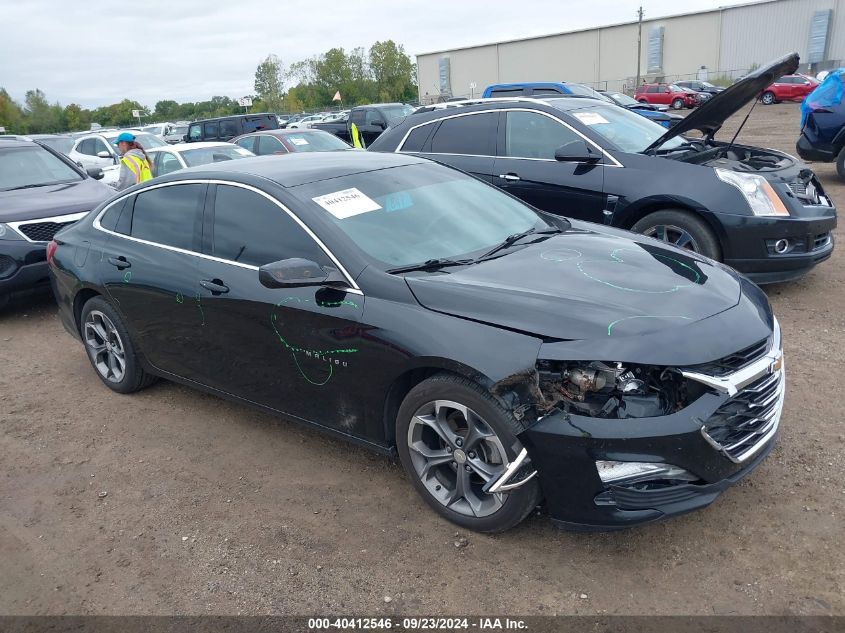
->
[16,220,76,242]
[702,368,784,463]
[689,338,770,377]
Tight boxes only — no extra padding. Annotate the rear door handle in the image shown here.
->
[498,173,520,181]
[200,279,229,294]
[107,256,130,269]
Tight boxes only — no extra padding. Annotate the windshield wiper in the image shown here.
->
[1,182,55,192]
[475,227,564,261]
[386,258,474,274]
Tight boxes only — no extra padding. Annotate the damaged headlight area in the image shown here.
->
[535,360,707,418]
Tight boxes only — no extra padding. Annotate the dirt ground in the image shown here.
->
[1,102,843,616]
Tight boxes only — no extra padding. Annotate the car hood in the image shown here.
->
[405,227,742,341]
[644,53,800,152]
[0,177,111,223]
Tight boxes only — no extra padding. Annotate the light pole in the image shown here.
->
[636,6,644,90]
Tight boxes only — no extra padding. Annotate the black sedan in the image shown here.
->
[50,151,785,532]
[369,54,836,284]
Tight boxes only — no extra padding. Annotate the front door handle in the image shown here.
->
[107,256,130,269]
[200,279,229,294]
[498,173,520,181]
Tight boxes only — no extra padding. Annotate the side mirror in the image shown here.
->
[554,140,601,164]
[258,258,346,288]
[97,150,111,158]
[665,88,672,93]
[86,167,104,180]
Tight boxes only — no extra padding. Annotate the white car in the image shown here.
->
[163,123,189,144]
[146,142,255,177]
[67,130,167,189]
[287,114,326,129]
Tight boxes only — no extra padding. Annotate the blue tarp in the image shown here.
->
[801,69,845,127]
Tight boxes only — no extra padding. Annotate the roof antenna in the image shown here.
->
[726,95,759,151]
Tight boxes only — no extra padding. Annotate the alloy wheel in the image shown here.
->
[407,400,510,518]
[643,224,701,252]
[83,310,126,383]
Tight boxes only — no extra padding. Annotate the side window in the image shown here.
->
[400,122,437,152]
[211,185,331,267]
[428,113,497,156]
[77,138,96,155]
[531,88,565,95]
[129,184,204,251]
[219,119,239,138]
[99,197,128,231]
[258,135,286,155]
[155,152,182,176]
[350,109,366,126]
[188,124,202,141]
[95,138,111,156]
[235,136,256,153]
[364,109,384,125]
[203,121,219,139]
[504,111,581,159]
[489,88,525,97]
[647,85,660,93]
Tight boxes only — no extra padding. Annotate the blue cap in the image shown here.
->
[114,132,135,145]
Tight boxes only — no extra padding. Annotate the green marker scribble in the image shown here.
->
[176,292,184,304]
[277,296,359,309]
[270,312,357,386]
[577,248,701,294]
[607,315,693,336]
[122,270,132,283]
[195,292,205,326]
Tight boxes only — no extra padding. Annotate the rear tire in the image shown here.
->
[80,296,157,394]
[671,98,685,110]
[761,91,776,105]
[638,98,649,104]
[631,209,722,261]
[836,147,845,182]
[396,373,541,533]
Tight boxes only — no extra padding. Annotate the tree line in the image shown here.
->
[0,40,416,134]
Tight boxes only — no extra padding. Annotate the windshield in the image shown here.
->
[36,137,75,155]
[181,145,254,167]
[291,163,553,268]
[607,92,638,106]
[0,145,83,190]
[700,81,717,89]
[565,84,606,100]
[285,132,350,152]
[170,125,188,136]
[380,104,416,123]
[545,100,685,153]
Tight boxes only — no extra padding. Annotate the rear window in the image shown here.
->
[129,184,204,251]
[241,115,280,133]
[285,131,349,152]
[181,145,253,166]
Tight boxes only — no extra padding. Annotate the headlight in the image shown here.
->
[0,223,25,241]
[715,168,789,216]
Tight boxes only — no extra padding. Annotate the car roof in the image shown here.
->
[241,128,335,137]
[0,137,37,148]
[173,150,426,187]
[148,141,236,152]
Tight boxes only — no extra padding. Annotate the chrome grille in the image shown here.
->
[787,181,807,195]
[701,364,785,463]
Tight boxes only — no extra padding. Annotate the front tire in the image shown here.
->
[396,374,541,533]
[631,209,721,260]
[761,91,776,105]
[80,296,157,394]
[836,146,845,182]
[671,98,685,110]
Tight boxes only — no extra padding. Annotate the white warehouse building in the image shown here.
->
[415,0,844,103]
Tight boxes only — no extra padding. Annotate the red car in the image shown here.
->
[635,83,698,109]
[760,74,818,105]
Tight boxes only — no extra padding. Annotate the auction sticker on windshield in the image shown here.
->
[313,187,382,219]
[573,112,609,125]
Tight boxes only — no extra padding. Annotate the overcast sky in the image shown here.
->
[2,0,756,108]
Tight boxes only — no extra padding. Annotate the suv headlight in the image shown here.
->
[716,168,789,216]
[0,223,25,241]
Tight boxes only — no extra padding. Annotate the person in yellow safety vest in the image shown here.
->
[114,132,153,191]
[349,122,366,149]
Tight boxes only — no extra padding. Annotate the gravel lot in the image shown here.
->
[1,102,843,616]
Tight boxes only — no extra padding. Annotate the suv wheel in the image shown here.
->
[671,98,685,110]
[836,146,845,182]
[631,209,721,260]
[81,296,157,394]
[761,91,776,105]
[396,374,541,533]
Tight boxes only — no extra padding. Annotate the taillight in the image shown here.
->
[46,240,58,265]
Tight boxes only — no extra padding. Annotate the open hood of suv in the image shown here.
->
[644,53,800,152]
